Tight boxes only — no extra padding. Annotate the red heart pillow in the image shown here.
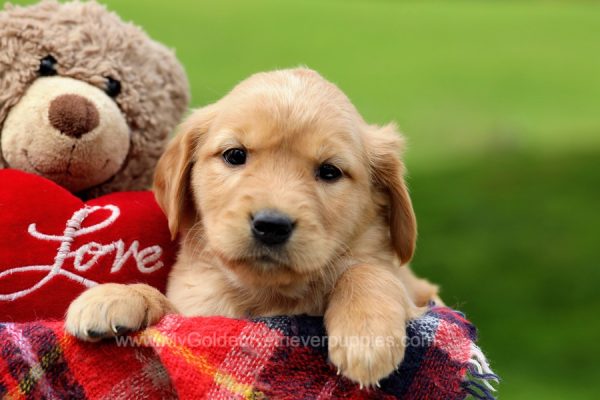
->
[0,170,176,322]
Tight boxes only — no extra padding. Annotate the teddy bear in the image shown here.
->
[0,0,190,198]
[0,0,189,322]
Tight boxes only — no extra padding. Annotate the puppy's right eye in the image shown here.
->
[222,148,247,166]
[39,55,58,76]
[317,163,343,182]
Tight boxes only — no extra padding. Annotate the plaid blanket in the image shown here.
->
[0,307,498,399]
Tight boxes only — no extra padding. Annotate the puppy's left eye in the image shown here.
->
[105,77,121,97]
[317,163,343,182]
[222,148,247,166]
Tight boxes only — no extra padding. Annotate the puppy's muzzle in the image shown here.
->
[251,210,294,246]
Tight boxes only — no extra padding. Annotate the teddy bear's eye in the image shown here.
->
[39,55,57,76]
[105,77,121,98]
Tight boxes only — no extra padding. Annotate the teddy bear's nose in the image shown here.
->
[48,94,100,138]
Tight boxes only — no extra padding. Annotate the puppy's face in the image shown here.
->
[155,69,416,290]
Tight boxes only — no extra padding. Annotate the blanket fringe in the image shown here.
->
[462,343,500,400]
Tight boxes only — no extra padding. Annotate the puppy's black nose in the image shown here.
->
[251,210,294,246]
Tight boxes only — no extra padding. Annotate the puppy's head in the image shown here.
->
[154,69,415,289]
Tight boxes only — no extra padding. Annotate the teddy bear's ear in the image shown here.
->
[153,105,217,239]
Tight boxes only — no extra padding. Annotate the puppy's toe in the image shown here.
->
[329,333,405,388]
[65,283,150,341]
[327,310,407,388]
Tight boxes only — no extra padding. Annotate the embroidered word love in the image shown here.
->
[0,205,164,301]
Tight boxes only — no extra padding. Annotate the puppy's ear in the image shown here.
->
[153,106,217,239]
[367,123,417,265]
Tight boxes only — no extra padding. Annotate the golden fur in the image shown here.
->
[66,68,440,386]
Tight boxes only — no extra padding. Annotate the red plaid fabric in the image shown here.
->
[0,307,498,399]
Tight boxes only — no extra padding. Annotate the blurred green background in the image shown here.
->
[7,0,600,398]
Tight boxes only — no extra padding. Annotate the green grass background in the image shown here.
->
[6,0,600,398]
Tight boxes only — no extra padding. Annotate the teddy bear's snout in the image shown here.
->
[48,94,100,138]
[1,76,131,192]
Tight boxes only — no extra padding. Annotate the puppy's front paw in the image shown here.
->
[65,283,171,341]
[327,315,406,388]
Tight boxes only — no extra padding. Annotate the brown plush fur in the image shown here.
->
[0,0,189,196]
[65,68,440,386]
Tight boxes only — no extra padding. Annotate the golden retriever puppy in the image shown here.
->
[65,68,440,387]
